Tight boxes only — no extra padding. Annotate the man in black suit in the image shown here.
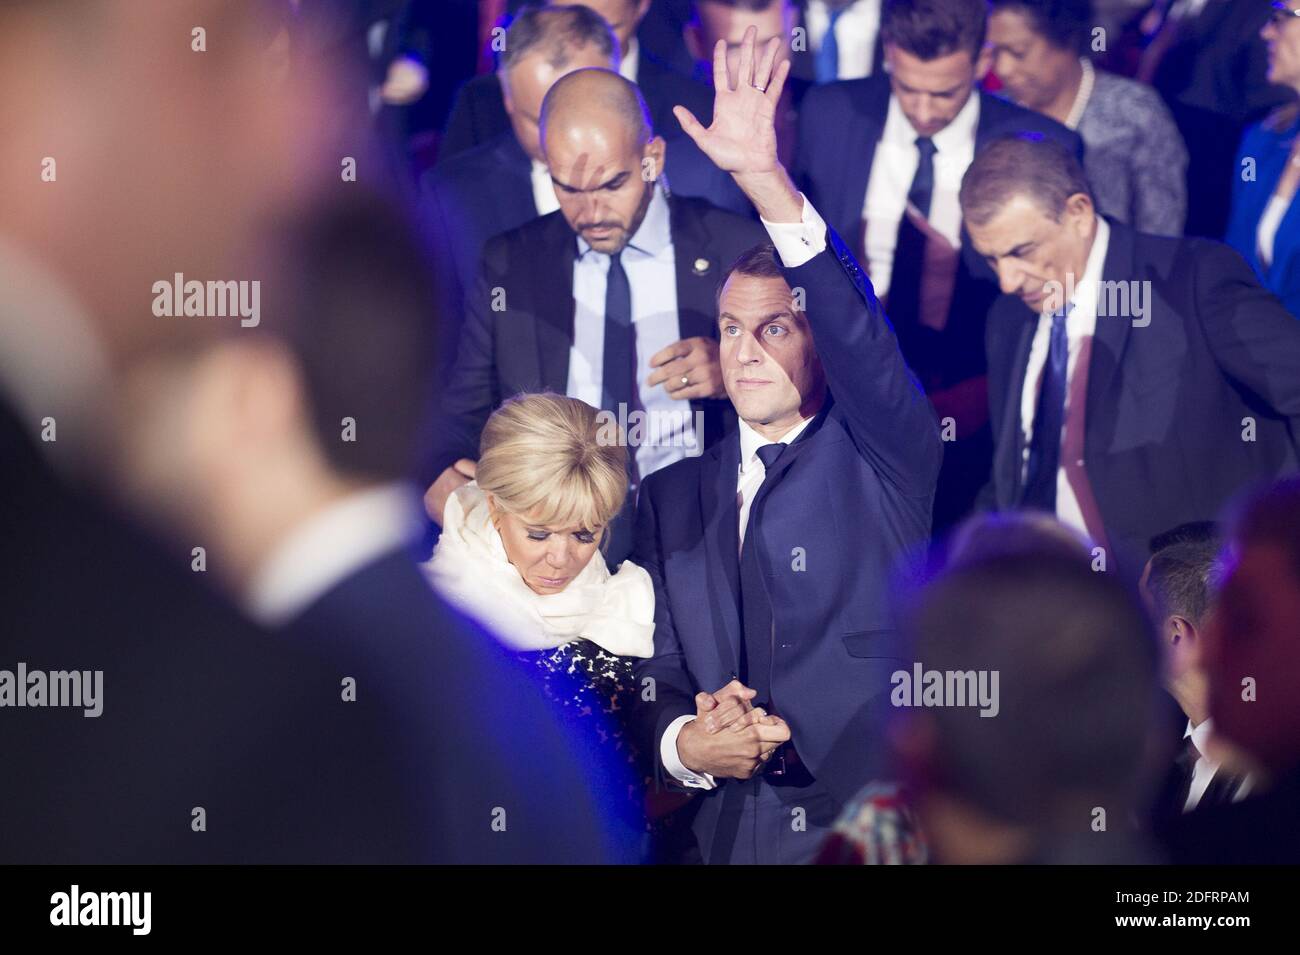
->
[633,29,942,863]
[1138,523,1254,837]
[965,134,1300,588]
[1163,477,1300,863]
[425,68,767,565]
[795,0,1083,532]
[111,193,640,863]
[440,0,716,162]
[2,0,634,864]
[423,4,746,367]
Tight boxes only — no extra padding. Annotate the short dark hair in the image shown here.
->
[715,242,785,306]
[881,0,988,61]
[1146,539,1223,627]
[903,553,1159,826]
[1149,520,1219,555]
[264,191,439,483]
[500,4,617,73]
[988,0,1092,54]
[960,133,1093,226]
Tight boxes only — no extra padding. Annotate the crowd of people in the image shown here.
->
[2,0,1300,866]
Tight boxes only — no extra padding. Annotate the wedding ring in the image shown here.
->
[680,375,690,387]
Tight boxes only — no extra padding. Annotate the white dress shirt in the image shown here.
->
[244,482,424,627]
[806,0,881,80]
[619,36,639,83]
[659,195,828,789]
[1184,718,1253,811]
[1018,217,1110,543]
[530,158,560,217]
[862,91,979,297]
[568,185,699,480]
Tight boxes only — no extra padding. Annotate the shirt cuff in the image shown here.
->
[760,194,828,268]
[660,714,717,790]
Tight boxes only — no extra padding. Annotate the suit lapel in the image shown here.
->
[669,197,734,449]
[491,134,536,237]
[1001,313,1037,505]
[700,432,743,675]
[669,197,719,342]
[534,213,578,392]
[1084,219,1136,451]
[837,79,888,249]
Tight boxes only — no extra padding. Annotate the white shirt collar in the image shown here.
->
[619,37,639,82]
[738,414,815,475]
[244,482,423,627]
[883,85,981,152]
[577,183,672,260]
[1185,717,1215,756]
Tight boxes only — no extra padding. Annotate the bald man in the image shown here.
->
[421,6,748,382]
[426,68,765,568]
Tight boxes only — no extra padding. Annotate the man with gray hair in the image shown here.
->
[968,133,1300,587]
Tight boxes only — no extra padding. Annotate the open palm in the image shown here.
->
[673,28,790,178]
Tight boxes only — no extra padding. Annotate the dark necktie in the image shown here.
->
[739,443,786,712]
[814,6,846,83]
[1171,733,1200,814]
[601,251,634,418]
[888,137,939,374]
[1021,304,1072,513]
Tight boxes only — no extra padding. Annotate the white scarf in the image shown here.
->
[424,483,655,658]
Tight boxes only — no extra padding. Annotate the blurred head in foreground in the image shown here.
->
[893,553,1162,863]
[0,0,337,369]
[1203,477,1300,777]
[944,510,1093,570]
[114,191,438,595]
[476,393,628,595]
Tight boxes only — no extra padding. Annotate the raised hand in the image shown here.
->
[672,26,789,178]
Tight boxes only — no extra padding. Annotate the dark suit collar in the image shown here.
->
[667,195,725,342]
[1086,216,1137,419]
[534,210,580,391]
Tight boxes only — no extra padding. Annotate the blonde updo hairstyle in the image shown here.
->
[476,393,628,549]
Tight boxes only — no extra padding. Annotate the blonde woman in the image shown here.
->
[425,393,654,771]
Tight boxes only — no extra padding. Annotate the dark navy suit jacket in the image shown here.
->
[985,219,1300,585]
[631,225,942,854]
[793,78,1084,529]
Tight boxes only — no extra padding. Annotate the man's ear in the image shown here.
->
[1168,614,1197,647]
[642,135,667,182]
[1065,192,1096,238]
